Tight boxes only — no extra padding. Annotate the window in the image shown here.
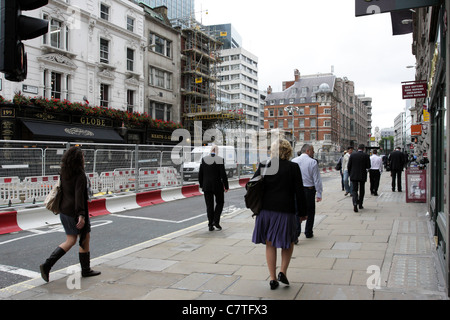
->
[100,38,109,63]
[298,107,304,115]
[324,134,331,141]
[51,72,61,100]
[127,48,134,71]
[310,118,316,127]
[278,108,284,117]
[310,106,316,115]
[324,108,331,114]
[127,90,134,113]
[100,3,109,21]
[269,109,274,117]
[278,119,284,128]
[50,19,62,48]
[149,33,172,58]
[324,120,331,127]
[100,83,109,108]
[299,119,304,128]
[148,66,172,90]
[310,132,316,140]
[127,16,134,32]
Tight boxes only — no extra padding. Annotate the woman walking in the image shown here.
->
[40,146,101,282]
[252,139,307,290]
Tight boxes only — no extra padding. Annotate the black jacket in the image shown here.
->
[348,150,371,182]
[389,150,406,171]
[199,155,229,192]
[253,159,306,217]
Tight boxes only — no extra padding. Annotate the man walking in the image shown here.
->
[199,146,229,231]
[369,149,383,196]
[348,144,371,212]
[342,146,354,196]
[388,147,406,192]
[292,144,323,238]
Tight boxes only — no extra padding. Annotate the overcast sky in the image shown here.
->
[195,0,417,131]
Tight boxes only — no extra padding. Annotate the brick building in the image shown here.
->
[264,70,371,153]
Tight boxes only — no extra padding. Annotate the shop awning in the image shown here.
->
[21,120,124,143]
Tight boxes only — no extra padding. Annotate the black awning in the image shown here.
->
[21,120,124,143]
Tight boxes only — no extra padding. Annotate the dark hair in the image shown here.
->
[60,146,85,179]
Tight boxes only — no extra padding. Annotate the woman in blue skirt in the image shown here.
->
[252,139,307,289]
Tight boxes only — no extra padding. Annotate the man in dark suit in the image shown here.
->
[199,146,229,231]
[348,144,371,212]
[389,147,406,192]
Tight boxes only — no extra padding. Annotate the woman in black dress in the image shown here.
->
[40,146,100,282]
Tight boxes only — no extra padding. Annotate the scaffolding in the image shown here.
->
[172,17,245,137]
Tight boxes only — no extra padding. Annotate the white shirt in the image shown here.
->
[370,154,383,173]
[292,153,323,199]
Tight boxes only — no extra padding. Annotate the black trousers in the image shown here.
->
[369,169,381,194]
[391,170,402,191]
[351,180,366,207]
[297,187,316,237]
[203,190,225,226]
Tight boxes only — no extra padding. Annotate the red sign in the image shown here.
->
[411,124,423,136]
[402,82,428,99]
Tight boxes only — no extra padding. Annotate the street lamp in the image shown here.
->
[284,106,299,149]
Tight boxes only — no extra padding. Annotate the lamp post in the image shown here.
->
[284,106,299,150]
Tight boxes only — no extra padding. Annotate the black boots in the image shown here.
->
[40,247,66,282]
[40,248,100,282]
[79,252,101,278]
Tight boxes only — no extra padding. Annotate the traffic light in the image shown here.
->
[0,0,49,82]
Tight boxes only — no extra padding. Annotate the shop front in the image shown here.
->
[0,101,181,146]
[425,1,449,295]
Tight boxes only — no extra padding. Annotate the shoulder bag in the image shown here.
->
[44,178,62,215]
[244,162,269,217]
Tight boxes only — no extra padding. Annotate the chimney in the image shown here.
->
[294,69,300,82]
[267,86,272,94]
[153,6,168,18]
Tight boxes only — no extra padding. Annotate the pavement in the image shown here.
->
[0,171,448,301]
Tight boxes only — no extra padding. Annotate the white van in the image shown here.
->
[182,146,237,181]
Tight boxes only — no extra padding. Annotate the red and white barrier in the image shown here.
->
[0,177,22,205]
[0,177,251,235]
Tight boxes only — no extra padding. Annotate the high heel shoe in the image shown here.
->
[269,280,279,290]
[278,272,289,285]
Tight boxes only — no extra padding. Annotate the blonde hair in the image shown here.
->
[271,139,293,160]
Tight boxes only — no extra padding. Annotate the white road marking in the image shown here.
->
[0,264,41,279]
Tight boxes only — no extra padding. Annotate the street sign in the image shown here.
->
[356,0,440,17]
[402,81,428,99]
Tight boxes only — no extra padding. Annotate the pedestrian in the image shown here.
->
[348,144,371,212]
[40,146,101,282]
[342,146,354,196]
[292,144,323,239]
[252,139,307,290]
[336,151,345,191]
[388,147,406,192]
[369,149,383,196]
[199,145,229,231]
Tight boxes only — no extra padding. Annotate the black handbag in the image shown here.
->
[244,163,268,217]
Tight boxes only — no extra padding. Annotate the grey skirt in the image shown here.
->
[60,213,91,236]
